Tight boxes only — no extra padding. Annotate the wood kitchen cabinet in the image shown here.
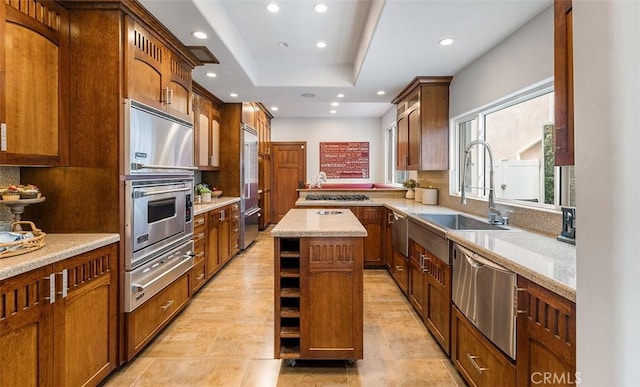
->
[554,0,574,166]
[124,16,193,121]
[274,236,363,361]
[452,306,516,387]
[0,243,118,386]
[516,276,577,386]
[206,204,237,278]
[0,0,69,166]
[384,209,393,269]
[408,240,428,317]
[190,213,208,294]
[359,207,384,267]
[207,207,223,278]
[390,248,409,295]
[393,76,452,171]
[193,82,222,171]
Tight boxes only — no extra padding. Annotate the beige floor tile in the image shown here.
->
[240,359,281,387]
[130,358,249,386]
[347,359,460,386]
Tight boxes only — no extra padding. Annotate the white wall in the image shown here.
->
[574,1,640,385]
[449,6,553,118]
[271,117,385,183]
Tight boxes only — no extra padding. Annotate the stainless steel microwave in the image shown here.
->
[124,99,195,176]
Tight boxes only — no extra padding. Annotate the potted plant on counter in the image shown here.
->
[195,184,212,203]
[402,179,417,199]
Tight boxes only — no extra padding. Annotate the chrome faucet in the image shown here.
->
[460,140,504,224]
[316,171,327,188]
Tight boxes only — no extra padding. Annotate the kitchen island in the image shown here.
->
[271,208,367,363]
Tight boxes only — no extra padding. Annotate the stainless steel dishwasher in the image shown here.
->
[452,243,517,360]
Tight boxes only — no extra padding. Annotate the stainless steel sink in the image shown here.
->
[417,213,507,231]
[316,210,343,215]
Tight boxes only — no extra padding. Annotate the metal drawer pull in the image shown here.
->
[466,353,488,374]
[195,232,205,239]
[43,273,56,304]
[395,265,403,272]
[195,274,205,281]
[160,299,175,310]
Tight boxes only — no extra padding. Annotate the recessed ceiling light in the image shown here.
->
[313,3,328,13]
[316,41,327,48]
[266,3,280,13]
[439,38,454,46]
[192,31,207,40]
[230,93,238,98]
[330,110,337,114]
[376,90,386,95]
[301,93,316,98]
[337,94,344,98]
[277,41,289,48]
[271,106,279,111]
[205,72,216,78]
[330,102,339,107]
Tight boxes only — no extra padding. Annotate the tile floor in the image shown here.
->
[103,229,465,386]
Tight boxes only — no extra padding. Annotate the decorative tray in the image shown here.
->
[0,221,46,259]
[0,197,46,205]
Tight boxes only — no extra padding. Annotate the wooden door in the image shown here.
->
[0,266,54,386]
[52,244,118,386]
[272,142,306,222]
[554,0,574,166]
[384,209,393,269]
[406,105,421,170]
[407,241,427,319]
[396,111,408,170]
[165,52,192,120]
[360,207,384,267]
[1,0,69,166]
[424,250,451,355]
[195,95,212,169]
[300,237,363,360]
[207,209,221,277]
[516,276,576,386]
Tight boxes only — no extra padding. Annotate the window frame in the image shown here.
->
[384,122,405,186]
[449,78,570,210]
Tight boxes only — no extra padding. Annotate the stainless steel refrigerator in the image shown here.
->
[240,124,260,249]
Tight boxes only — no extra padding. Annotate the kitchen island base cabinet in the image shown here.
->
[452,306,516,387]
[0,243,118,387]
[274,237,364,361]
[516,276,577,386]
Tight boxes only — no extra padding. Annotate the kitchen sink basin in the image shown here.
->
[316,210,343,215]
[417,214,508,231]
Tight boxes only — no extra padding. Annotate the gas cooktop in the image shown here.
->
[305,194,370,201]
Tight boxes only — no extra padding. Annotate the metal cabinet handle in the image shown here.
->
[43,273,55,304]
[160,299,175,311]
[466,353,488,374]
[1,123,6,151]
[59,269,68,298]
[395,265,403,272]
[195,274,205,281]
[195,232,205,240]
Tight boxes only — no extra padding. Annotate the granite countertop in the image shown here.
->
[194,197,241,215]
[0,233,120,280]
[271,208,367,238]
[296,197,576,301]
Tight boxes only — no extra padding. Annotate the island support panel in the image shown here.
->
[274,237,364,361]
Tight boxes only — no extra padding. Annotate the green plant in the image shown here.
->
[402,179,417,189]
[195,184,211,194]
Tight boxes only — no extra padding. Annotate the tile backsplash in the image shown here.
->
[0,167,20,222]
[417,170,563,237]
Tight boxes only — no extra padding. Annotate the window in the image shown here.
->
[452,81,575,208]
[385,123,407,185]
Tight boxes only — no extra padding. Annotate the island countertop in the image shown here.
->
[271,208,367,238]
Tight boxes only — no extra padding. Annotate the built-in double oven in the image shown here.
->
[123,99,196,312]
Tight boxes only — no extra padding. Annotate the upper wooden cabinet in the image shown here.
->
[393,76,452,171]
[0,0,69,166]
[193,82,222,170]
[124,17,193,121]
[554,0,574,166]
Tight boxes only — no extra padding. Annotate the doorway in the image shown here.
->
[271,142,306,222]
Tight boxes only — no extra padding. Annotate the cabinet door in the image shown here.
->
[420,84,450,171]
[52,243,118,386]
[207,210,221,277]
[407,241,427,319]
[516,276,576,386]
[124,17,166,111]
[406,106,421,170]
[384,209,393,269]
[300,237,363,360]
[219,206,231,263]
[424,251,451,355]
[242,102,256,128]
[554,0,574,166]
[165,51,192,121]
[0,266,53,386]
[360,207,384,267]
[195,96,212,169]
[391,248,408,295]
[396,113,408,170]
[1,0,69,166]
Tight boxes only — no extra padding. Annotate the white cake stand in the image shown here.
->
[1,197,46,230]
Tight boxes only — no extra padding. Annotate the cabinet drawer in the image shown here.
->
[190,259,207,293]
[194,214,207,227]
[193,240,206,264]
[452,307,515,387]
[126,273,190,359]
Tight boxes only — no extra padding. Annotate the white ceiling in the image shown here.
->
[139,0,552,118]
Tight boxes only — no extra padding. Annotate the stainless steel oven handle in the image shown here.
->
[131,162,197,171]
[136,187,191,197]
[131,254,193,292]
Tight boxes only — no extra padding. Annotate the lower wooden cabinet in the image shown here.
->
[452,306,516,387]
[423,248,451,355]
[384,209,393,270]
[359,207,384,267]
[516,276,577,386]
[390,248,408,295]
[0,243,118,386]
[126,272,190,360]
[408,240,427,318]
